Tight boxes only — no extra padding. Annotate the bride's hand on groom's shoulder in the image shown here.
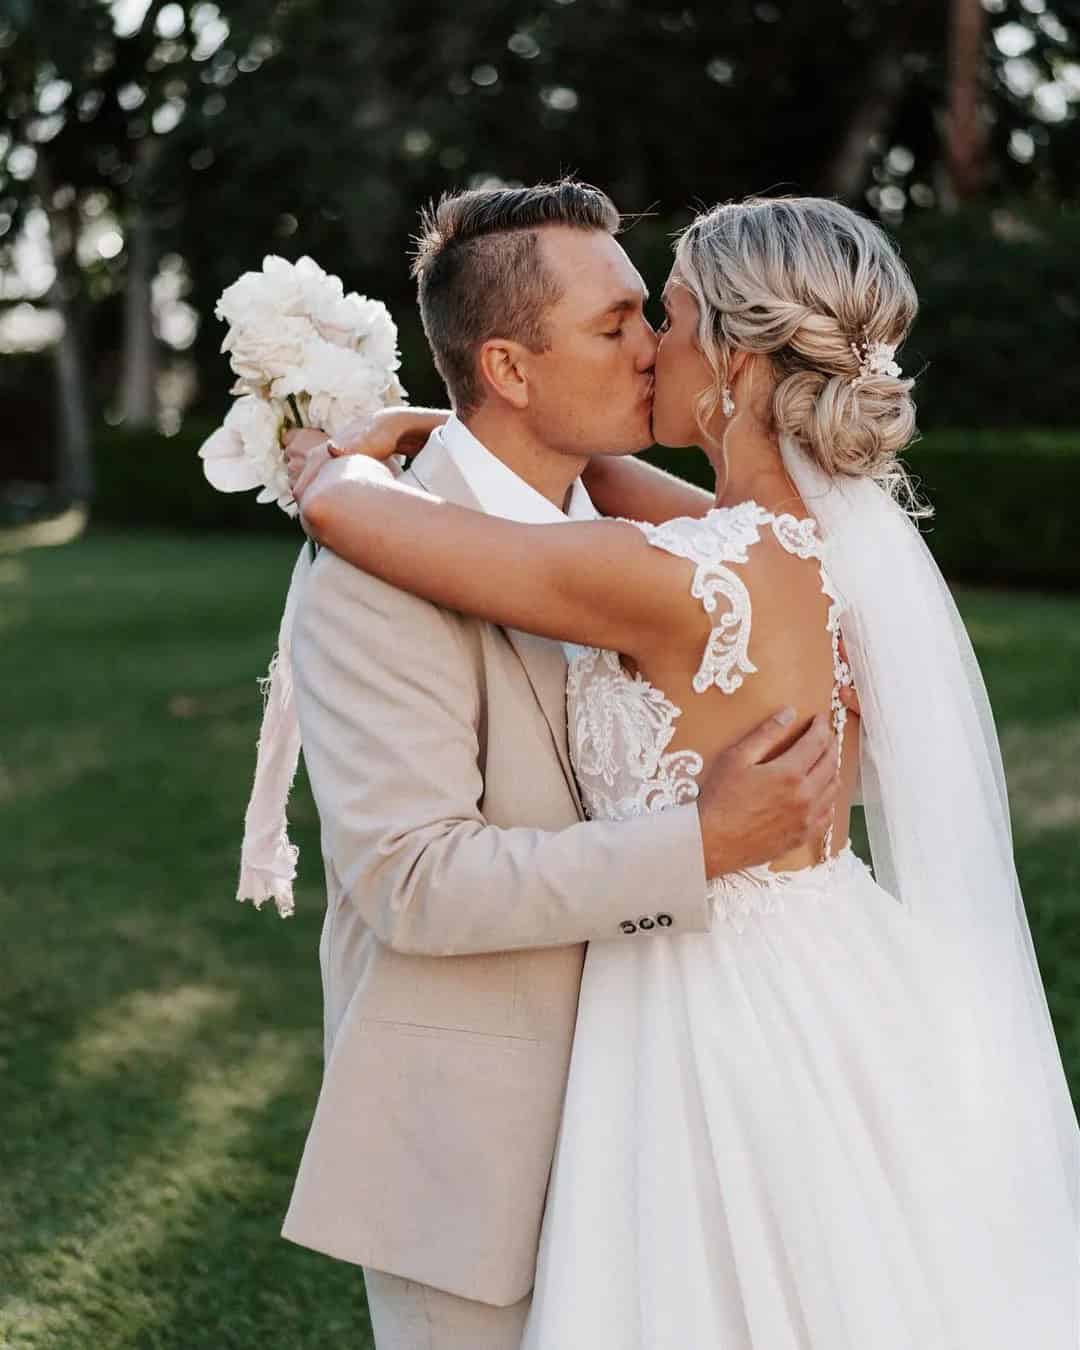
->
[326,406,451,463]
[284,407,452,504]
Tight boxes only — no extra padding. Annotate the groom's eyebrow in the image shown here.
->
[590,290,649,323]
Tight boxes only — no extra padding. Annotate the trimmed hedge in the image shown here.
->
[902,431,1077,590]
[84,420,1079,589]
[91,418,295,536]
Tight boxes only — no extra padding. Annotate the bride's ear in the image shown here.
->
[727,348,752,388]
[478,338,530,410]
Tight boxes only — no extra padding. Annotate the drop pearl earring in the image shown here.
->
[721,385,735,417]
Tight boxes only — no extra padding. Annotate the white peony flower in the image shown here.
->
[199,395,296,516]
[203,254,406,515]
[217,254,343,330]
[220,314,316,394]
[353,299,402,371]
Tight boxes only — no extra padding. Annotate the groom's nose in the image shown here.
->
[635,318,659,370]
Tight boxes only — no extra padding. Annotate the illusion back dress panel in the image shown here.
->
[566,502,854,918]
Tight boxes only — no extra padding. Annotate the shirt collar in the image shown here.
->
[439,414,598,524]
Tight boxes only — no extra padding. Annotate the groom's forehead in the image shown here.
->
[538,226,648,314]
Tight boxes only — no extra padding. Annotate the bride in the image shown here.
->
[285,195,1079,1345]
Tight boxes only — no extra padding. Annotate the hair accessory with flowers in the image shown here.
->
[849,335,902,389]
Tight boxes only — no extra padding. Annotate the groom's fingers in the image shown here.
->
[735,709,831,770]
[800,732,841,805]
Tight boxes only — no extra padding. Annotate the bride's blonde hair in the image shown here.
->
[673,196,923,509]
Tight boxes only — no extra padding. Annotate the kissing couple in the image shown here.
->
[243,181,1080,1347]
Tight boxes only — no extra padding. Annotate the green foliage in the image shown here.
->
[893,207,1080,428]
[620,204,1080,431]
[903,429,1079,588]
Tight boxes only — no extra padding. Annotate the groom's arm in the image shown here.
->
[583,454,714,525]
[292,549,712,957]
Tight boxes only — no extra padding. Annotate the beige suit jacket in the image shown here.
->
[280,438,711,1306]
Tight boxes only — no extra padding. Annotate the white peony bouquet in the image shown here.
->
[198,256,407,918]
[198,254,406,515]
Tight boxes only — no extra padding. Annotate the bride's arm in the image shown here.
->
[298,453,695,662]
[331,408,715,522]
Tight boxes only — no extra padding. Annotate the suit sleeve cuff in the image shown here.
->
[609,802,711,938]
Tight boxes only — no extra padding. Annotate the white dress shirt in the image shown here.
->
[438,414,599,527]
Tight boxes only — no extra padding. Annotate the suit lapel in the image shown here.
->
[408,434,585,821]
[498,625,583,820]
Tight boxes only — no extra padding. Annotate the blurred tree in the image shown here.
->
[943,0,989,205]
[1,0,1078,466]
[0,0,275,503]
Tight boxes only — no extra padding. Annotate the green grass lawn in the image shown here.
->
[3,527,1079,1349]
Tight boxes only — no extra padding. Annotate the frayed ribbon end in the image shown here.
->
[235,541,311,919]
[237,863,297,918]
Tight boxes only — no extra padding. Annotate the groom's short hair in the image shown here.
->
[411,179,620,414]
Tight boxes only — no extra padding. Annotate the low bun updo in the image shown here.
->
[673,196,921,502]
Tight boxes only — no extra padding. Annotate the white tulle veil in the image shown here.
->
[780,432,1080,1270]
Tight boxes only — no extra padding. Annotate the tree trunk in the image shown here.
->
[36,158,93,505]
[942,0,987,207]
[821,0,938,203]
[51,282,94,503]
[121,139,158,426]
[823,52,907,201]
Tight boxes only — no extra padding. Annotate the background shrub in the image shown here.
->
[88,420,1078,589]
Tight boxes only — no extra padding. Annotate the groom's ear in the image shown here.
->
[477,338,531,410]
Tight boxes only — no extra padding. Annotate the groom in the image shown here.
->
[280,180,843,1348]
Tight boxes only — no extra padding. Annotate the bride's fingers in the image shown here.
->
[325,416,375,453]
[293,450,330,501]
[286,436,332,487]
[286,449,314,491]
[283,427,328,452]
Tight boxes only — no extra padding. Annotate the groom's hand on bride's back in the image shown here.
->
[695,710,839,877]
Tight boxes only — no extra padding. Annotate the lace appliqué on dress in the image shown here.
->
[706,847,872,933]
[566,647,704,823]
[626,503,773,696]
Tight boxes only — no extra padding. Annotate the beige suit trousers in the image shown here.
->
[363,1267,530,1350]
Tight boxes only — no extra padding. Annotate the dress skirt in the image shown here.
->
[520,846,1078,1349]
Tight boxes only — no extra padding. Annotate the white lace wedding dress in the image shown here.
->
[519,502,1078,1349]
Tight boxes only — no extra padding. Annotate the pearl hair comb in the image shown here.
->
[850,337,902,388]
